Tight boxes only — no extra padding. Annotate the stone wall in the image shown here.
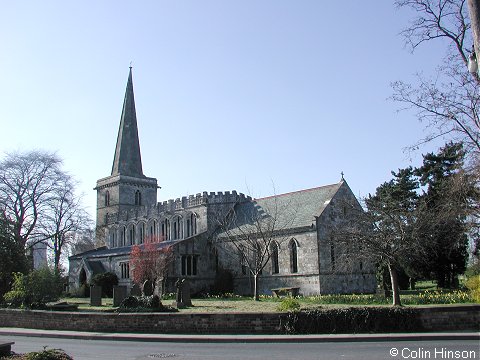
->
[419,305,480,331]
[0,305,478,334]
[316,183,377,294]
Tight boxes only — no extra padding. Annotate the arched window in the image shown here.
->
[135,190,142,206]
[187,213,197,236]
[172,216,183,240]
[121,226,126,247]
[289,239,298,273]
[139,222,145,244]
[110,230,116,248]
[79,268,87,286]
[104,190,110,206]
[163,219,169,240]
[128,225,135,245]
[271,242,279,274]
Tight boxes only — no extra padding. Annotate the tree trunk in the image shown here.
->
[253,273,259,301]
[387,263,402,306]
[468,0,480,64]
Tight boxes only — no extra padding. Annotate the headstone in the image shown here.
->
[90,285,102,306]
[182,279,192,307]
[155,278,164,296]
[113,285,127,306]
[130,283,141,296]
[174,278,184,308]
[143,279,154,296]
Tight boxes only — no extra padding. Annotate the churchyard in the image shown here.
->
[59,281,476,313]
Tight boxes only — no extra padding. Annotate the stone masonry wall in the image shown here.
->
[0,305,478,334]
[316,182,376,294]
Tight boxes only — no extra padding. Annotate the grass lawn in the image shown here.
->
[60,288,477,313]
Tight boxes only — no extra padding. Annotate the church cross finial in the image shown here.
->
[341,171,344,181]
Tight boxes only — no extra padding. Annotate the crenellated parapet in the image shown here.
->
[104,190,251,225]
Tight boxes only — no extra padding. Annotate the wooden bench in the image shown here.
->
[0,342,14,356]
[271,287,299,298]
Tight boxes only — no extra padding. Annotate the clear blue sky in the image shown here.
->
[0,1,448,219]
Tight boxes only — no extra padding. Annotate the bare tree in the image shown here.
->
[0,150,64,250]
[39,175,92,274]
[69,227,97,256]
[333,168,419,306]
[0,150,93,273]
[467,0,480,64]
[392,0,480,156]
[129,235,174,296]
[214,196,297,301]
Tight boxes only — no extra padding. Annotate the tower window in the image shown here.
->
[110,231,116,248]
[135,190,142,206]
[121,226,126,247]
[105,190,110,206]
[140,223,145,244]
[129,225,135,245]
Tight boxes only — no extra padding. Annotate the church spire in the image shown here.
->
[111,67,144,177]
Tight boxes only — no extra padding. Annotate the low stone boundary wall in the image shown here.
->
[0,305,478,334]
[418,305,479,331]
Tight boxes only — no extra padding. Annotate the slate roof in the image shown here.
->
[86,260,106,275]
[218,181,344,237]
[69,240,181,260]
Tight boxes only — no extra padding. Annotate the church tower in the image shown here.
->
[94,68,158,240]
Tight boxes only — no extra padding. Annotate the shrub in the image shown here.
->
[119,296,139,308]
[464,263,480,278]
[91,272,118,297]
[118,295,167,312]
[3,268,62,308]
[465,275,480,303]
[210,268,234,295]
[277,298,301,312]
[23,347,73,360]
[70,283,90,298]
[281,307,423,334]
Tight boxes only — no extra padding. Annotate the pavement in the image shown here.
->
[0,327,478,343]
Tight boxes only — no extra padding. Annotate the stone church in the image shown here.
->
[68,69,376,296]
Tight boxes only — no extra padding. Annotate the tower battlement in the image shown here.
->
[104,190,251,224]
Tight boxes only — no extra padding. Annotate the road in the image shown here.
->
[2,335,479,360]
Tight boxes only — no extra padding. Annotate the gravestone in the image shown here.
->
[130,283,141,296]
[90,285,102,306]
[182,279,192,306]
[174,278,184,308]
[174,278,192,308]
[113,285,127,306]
[143,279,154,296]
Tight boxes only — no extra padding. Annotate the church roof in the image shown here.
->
[69,238,191,260]
[255,181,345,228]
[111,67,144,177]
[86,260,106,275]
[217,181,346,237]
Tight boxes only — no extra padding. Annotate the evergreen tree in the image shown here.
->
[364,167,419,305]
[415,142,470,288]
[0,213,28,298]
